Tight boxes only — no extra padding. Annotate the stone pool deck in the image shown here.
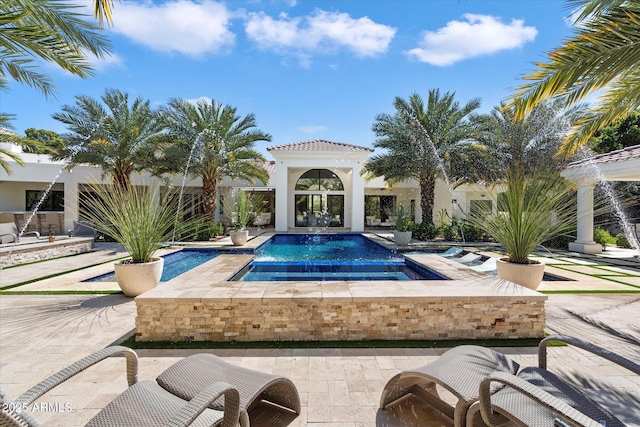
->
[1,234,639,426]
[134,249,548,342]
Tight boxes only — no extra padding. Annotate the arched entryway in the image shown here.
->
[294,169,345,227]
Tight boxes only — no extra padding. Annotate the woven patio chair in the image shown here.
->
[156,353,301,427]
[467,335,640,427]
[379,345,520,427]
[0,346,242,427]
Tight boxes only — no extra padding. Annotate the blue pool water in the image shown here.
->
[83,248,218,283]
[254,233,404,262]
[235,234,448,281]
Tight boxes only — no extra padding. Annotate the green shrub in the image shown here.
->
[542,233,574,250]
[616,233,633,249]
[194,220,225,241]
[593,227,613,250]
[459,223,484,242]
[439,224,457,241]
[410,222,438,241]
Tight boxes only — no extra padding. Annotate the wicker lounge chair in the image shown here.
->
[156,353,301,427]
[467,335,640,427]
[379,345,520,427]
[0,346,242,427]
[380,335,640,427]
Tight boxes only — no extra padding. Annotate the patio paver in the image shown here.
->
[1,240,639,426]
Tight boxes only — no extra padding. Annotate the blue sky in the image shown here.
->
[1,0,575,157]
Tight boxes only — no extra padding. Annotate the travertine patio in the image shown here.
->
[1,237,639,426]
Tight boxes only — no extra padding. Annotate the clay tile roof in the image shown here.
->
[563,144,640,170]
[0,127,20,137]
[267,139,373,153]
[262,160,276,173]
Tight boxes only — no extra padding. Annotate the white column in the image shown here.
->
[63,178,78,233]
[569,181,601,254]
[275,163,288,232]
[351,165,365,232]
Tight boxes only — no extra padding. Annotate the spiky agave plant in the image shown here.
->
[80,183,180,263]
[466,171,577,264]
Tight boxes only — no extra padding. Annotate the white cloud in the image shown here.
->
[245,9,396,65]
[406,14,537,66]
[186,96,213,105]
[297,125,328,133]
[110,0,235,57]
[87,51,124,71]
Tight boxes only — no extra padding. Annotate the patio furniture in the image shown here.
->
[380,218,396,227]
[467,335,640,427]
[0,222,40,244]
[439,247,463,257]
[0,346,242,427]
[156,353,301,427]
[379,345,520,427]
[455,253,482,264]
[253,212,272,227]
[380,335,640,427]
[470,258,497,272]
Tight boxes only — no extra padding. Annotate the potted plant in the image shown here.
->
[229,190,251,246]
[79,183,180,297]
[393,203,413,246]
[465,171,576,290]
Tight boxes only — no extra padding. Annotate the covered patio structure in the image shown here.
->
[561,144,640,254]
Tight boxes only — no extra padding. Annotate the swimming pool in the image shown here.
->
[83,248,219,283]
[233,233,448,281]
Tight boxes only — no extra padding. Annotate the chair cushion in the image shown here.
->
[490,367,624,427]
[85,380,225,427]
[157,353,300,413]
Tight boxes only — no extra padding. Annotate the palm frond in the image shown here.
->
[505,0,640,155]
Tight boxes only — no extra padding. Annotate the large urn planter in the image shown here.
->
[114,257,164,297]
[230,229,249,246]
[393,230,412,246]
[496,258,545,290]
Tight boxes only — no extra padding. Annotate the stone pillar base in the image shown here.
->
[569,241,602,254]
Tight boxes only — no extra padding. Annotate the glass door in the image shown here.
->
[295,194,344,227]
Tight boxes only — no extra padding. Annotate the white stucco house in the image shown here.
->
[0,138,498,236]
[561,144,640,254]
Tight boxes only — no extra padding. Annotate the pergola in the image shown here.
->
[561,144,640,254]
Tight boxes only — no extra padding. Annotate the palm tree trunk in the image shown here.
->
[202,172,218,222]
[420,174,435,225]
[112,172,130,190]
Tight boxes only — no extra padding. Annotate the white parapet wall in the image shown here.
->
[0,237,93,267]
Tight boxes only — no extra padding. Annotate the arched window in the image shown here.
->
[295,169,344,191]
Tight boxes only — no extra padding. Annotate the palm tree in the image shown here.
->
[469,101,583,182]
[52,89,164,188]
[92,0,115,28]
[158,98,271,222]
[1,0,111,97]
[363,90,480,225]
[0,113,45,174]
[506,0,640,156]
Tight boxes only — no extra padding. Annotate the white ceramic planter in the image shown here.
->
[114,257,164,297]
[230,229,249,246]
[496,258,545,290]
[393,230,412,246]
